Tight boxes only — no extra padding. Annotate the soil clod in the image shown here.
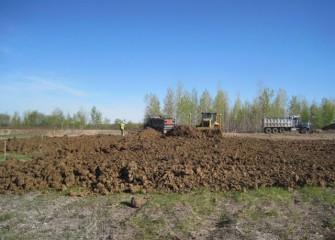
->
[130,196,142,208]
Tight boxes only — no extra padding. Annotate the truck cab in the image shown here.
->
[290,115,311,134]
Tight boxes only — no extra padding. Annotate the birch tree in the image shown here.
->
[11,111,21,127]
[258,87,274,118]
[214,87,229,130]
[163,87,175,118]
[289,96,301,116]
[190,88,199,125]
[175,81,183,122]
[300,99,310,122]
[198,89,213,113]
[321,98,335,126]
[144,93,161,119]
[90,106,103,128]
[309,101,322,129]
[271,89,287,117]
[178,91,193,125]
[230,94,242,132]
[75,108,88,129]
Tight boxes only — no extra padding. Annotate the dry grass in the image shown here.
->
[0,187,334,239]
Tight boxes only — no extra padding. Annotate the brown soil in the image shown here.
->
[0,126,334,195]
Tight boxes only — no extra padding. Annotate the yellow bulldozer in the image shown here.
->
[196,112,223,130]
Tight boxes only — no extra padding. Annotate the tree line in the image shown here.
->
[144,82,335,132]
[0,106,141,130]
[1,84,334,132]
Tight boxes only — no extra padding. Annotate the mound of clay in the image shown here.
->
[322,123,335,131]
[202,129,223,138]
[166,126,204,138]
[137,127,162,138]
[0,132,334,195]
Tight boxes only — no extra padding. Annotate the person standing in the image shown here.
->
[120,121,125,136]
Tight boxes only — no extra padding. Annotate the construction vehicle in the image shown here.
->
[144,116,176,134]
[263,115,311,134]
[196,112,223,130]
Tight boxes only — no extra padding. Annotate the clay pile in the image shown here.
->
[0,130,334,195]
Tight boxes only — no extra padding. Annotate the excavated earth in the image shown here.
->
[0,126,334,195]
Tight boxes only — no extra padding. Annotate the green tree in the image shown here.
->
[198,89,213,114]
[90,106,103,128]
[23,111,47,127]
[213,87,229,130]
[163,87,175,118]
[144,93,161,119]
[240,100,254,132]
[289,96,301,116]
[250,97,262,132]
[321,98,335,126]
[0,113,11,127]
[248,86,274,132]
[271,89,287,117]
[114,118,122,125]
[230,94,243,131]
[178,91,193,125]
[11,111,21,127]
[300,99,310,122]
[309,101,322,129]
[175,81,184,122]
[64,113,73,129]
[258,87,274,118]
[190,88,199,126]
[49,107,65,128]
[75,108,88,129]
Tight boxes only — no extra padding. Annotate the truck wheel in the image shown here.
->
[300,128,307,134]
[272,128,279,134]
[279,128,284,133]
[264,128,271,134]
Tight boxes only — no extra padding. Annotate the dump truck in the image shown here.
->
[144,116,176,134]
[263,115,311,134]
[196,112,223,130]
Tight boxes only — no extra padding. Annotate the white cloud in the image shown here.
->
[0,73,88,116]
[0,74,87,97]
[25,76,87,97]
[0,73,145,122]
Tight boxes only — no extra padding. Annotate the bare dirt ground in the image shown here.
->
[0,126,334,194]
[0,127,334,239]
[225,130,335,140]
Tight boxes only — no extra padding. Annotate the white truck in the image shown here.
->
[263,115,311,134]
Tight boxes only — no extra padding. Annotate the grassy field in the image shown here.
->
[0,187,334,240]
[0,152,31,162]
[0,151,43,162]
[0,133,43,139]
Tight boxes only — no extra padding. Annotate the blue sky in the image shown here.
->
[1,0,334,122]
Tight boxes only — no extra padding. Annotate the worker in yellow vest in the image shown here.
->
[120,122,125,136]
